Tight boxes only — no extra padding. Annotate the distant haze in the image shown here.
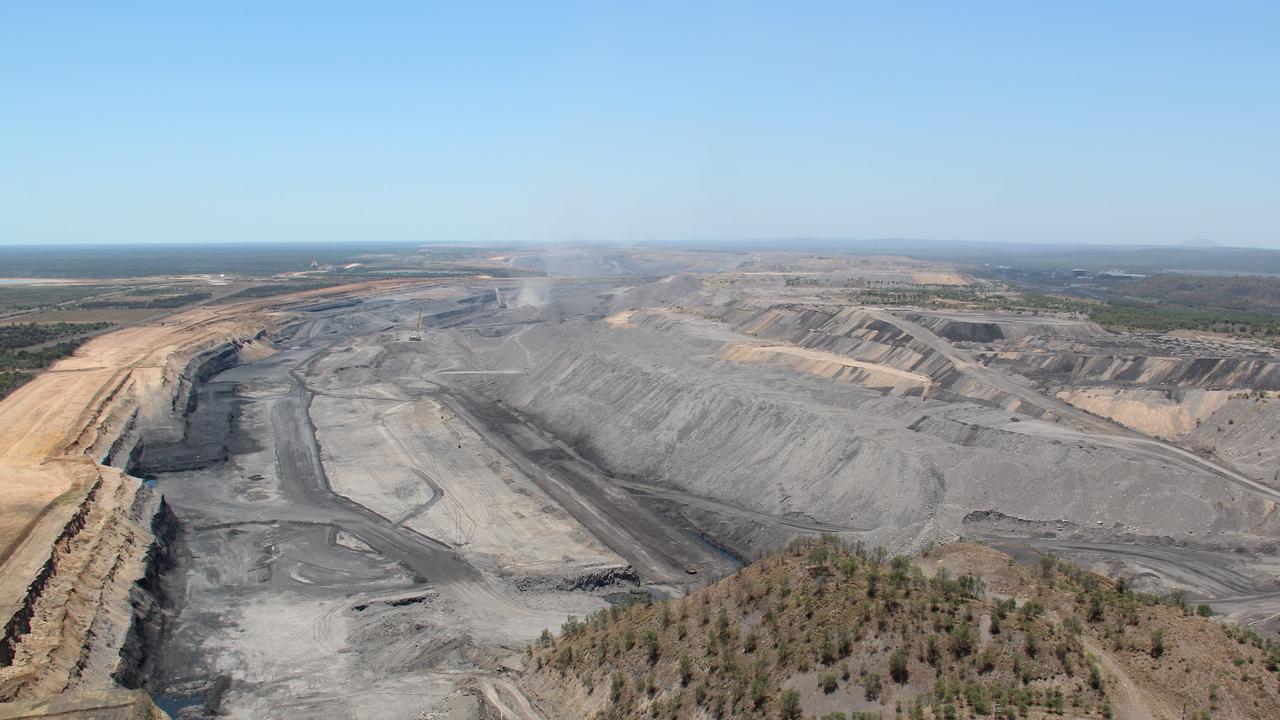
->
[1,3,1278,247]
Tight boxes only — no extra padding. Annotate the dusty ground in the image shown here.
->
[139,285,739,718]
[0,279,461,705]
[0,304,272,639]
[7,247,1280,718]
[456,263,1280,632]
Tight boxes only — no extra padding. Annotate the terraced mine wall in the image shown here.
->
[896,311,1101,342]
[702,301,1280,462]
[1047,379,1280,485]
[989,350,1280,390]
[0,332,267,703]
[124,341,251,476]
[698,302,1050,416]
[0,469,173,700]
[490,318,1277,560]
[712,301,1280,395]
[971,331,1280,483]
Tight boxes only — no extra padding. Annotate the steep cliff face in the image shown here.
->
[0,323,272,703]
[124,340,263,477]
[0,469,168,699]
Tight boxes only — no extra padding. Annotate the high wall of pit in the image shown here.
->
[0,313,274,703]
[0,468,173,700]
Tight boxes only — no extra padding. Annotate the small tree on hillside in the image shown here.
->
[1039,553,1057,577]
[644,629,660,664]
[1150,629,1165,659]
[778,688,802,719]
[890,647,910,684]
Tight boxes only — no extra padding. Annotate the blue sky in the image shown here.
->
[1,2,1277,246]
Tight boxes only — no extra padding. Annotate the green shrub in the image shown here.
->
[976,649,996,674]
[751,676,769,708]
[890,647,910,684]
[778,688,802,719]
[926,634,941,667]
[644,630,660,664]
[950,623,975,658]
[610,671,625,703]
[863,671,882,701]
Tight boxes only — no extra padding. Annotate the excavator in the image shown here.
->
[409,311,422,341]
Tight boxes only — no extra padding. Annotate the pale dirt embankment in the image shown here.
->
[1054,388,1233,439]
[719,343,932,395]
[0,309,273,701]
[0,280,411,704]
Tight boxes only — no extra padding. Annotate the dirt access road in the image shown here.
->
[143,286,742,717]
[989,538,1280,627]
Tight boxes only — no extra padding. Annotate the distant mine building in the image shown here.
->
[1071,268,1089,278]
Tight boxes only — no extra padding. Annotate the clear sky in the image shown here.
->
[2,2,1277,247]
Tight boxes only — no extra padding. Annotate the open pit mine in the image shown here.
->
[1,254,1278,718]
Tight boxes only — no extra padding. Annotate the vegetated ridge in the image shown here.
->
[846,278,1280,341]
[77,292,213,309]
[0,322,111,350]
[522,539,1280,719]
[0,322,111,401]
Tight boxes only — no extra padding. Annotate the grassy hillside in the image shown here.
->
[521,539,1280,719]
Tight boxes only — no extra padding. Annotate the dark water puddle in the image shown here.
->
[153,691,206,716]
